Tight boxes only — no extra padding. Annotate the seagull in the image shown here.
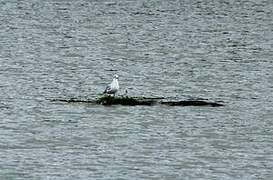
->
[103,74,119,96]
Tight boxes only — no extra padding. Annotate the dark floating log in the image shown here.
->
[50,96,224,107]
[160,100,224,107]
[50,98,95,104]
[96,96,156,106]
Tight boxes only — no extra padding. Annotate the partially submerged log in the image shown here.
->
[96,96,156,106]
[50,97,95,104]
[50,96,224,107]
[160,100,224,107]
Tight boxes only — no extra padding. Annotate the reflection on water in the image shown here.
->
[0,0,273,179]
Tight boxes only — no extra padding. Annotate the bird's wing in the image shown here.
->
[103,85,111,93]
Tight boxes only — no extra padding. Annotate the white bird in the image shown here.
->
[103,74,119,96]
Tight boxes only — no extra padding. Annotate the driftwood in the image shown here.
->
[160,100,223,107]
[50,96,224,107]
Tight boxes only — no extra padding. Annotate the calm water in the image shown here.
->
[0,0,273,179]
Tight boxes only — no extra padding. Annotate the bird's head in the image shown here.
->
[113,74,119,79]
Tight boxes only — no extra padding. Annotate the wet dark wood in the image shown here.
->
[50,96,224,107]
[160,100,224,107]
[96,96,157,106]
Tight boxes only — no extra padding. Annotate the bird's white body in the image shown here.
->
[104,75,119,95]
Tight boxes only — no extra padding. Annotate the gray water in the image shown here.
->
[0,0,273,179]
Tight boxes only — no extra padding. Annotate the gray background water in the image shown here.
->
[0,0,273,179]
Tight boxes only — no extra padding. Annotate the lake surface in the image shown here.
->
[0,0,273,179]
